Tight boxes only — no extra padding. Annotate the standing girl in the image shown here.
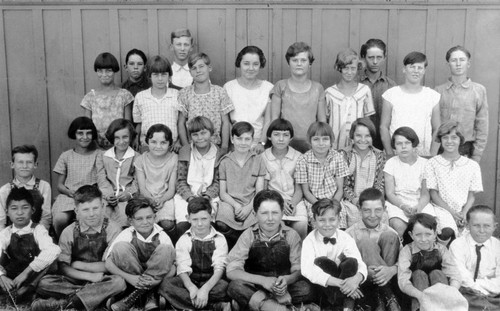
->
[122,48,150,97]
[326,48,375,150]
[52,117,100,237]
[81,52,134,149]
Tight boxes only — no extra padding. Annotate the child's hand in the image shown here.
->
[0,275,14,292]
[236,204,253,222]
[171,140,182,153]
[88,272,104,283]
[261,276,278,292]
[272,276,288,296]
[106,194,118,207]
[126,275,143,288]
[347,288,364,299]
[194,286,209,309]
[117,192,131,202]
[138,274,157,289]
[340,275,360,296]
[372,265,396,286]
[12,270,30,289]
[251,143,265,155]
[284,202,295,216]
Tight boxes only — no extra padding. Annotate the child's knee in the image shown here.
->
[429,269,448,284]
[111,241,135,257]
[216,221,231,234]
[159,219,175,232]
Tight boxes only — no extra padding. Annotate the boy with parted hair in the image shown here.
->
[170,28,194,88]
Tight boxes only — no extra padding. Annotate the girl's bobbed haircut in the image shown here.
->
[334,48,361,72]
[285,42,315,65]
[403,51,428,67]
[68,116,98,141]
[147,55,173,77]
[349,117,376,141]
[267,118,294,139]
[231,121,254,137]
[94,52,120,72]
[235,46,266,68]
[360,39,387,58]
[407,213,437,233]
[391,126,420,149]
[145,123,173,146]
[188,52,211,69]
[435,120,465,145]
[105,118,137,145]
[307,122,335,142]
[125,48,147,64]
[187,116,215,136]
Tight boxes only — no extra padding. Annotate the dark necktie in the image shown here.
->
[473,244,483,281]
[323,237,336,245]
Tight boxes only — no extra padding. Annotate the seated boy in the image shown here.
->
[32,185,126,311]
[345,188,401,311]
[0,145,52,230]
[0,188,60,303]
[301,198,367,311]
[160,197,230,310]
[105,196,176,311]
[227,190,317,311]
[450,205,500,311]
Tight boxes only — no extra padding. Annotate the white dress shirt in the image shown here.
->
[171,62,193,88]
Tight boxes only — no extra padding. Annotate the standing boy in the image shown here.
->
[33,185,126,311]
[435,46,488,162]
[0,145,52,230]
[170,28,194,88]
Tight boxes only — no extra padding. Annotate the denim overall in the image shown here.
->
[72,218,109,262]
[130,230,160,269]
[190,238,216,285]
[244,230,291,277]
[409,246,442,273]
[3,222,40,278]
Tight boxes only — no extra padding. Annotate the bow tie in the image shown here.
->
[323,237,336,245]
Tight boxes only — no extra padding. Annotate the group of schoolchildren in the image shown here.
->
[0,27,498,311]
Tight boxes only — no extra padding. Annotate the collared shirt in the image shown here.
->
[122,74,151,97]
[105,223,173,259]
[348,147,377,197]
[346,220,399,250]
[301,229,367,287]
[171,62,193,88]
[97,146,138,197]
[398,241,461,295]
[0,176,52,230]
[0,221,60,275]
[450,233,500,296]
[359,70,396,131]
[133,87,179,144]
[435,78,488,161]
[262,147,302,202]
[176,227,228,275]
[226,223,302,274]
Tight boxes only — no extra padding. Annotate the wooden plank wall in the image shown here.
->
[0,2,499,214]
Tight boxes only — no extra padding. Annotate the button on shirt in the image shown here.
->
[262,147,302,202]
[171,62,193,88]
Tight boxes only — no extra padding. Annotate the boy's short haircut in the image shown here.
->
[391,126,420,149]
[266,118,294,139]
[360,38,387,58]
[349,117,376,141]
[435,120,465,145]
[188,52,211,69]
[187,116,215,136]
[358,188,385,208]
[235,46,266,68]
[74,185,102,206]
[125,196,154,218]
[307,122,335,142]
[334,48,361,72]
[170,28,193,44]
[147,55,173,77]
[187,197,213,215]
[11,144,39,163]
[94,52,120,73]
[403,51,428,67]
[125,48,147,64]
[105,118,137,145]
[312,198,341,217]
[145,123,173,146]
[466,205,495,222]
[68,116,98,141]
[231,121,254,137]
[253,190,284,213]
[285,42,315,65]
[6,187,34,209]
[445,45,471,62]
[407,213,437,233]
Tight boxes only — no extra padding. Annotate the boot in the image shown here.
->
[111,288,146,311]
[31,297,69,311]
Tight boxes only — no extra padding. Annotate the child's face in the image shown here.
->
[269,130,292,151]
[96,68,115,86]
[365,47,385,74]
[125,54,145,82]
[360,199,385,229]
[75,129,94,149]
[7,199,33,228]
[231,132,253,154]
[148,132,170,157]
[341,61,358,83]
[310,135,331,157]
[11,153,37,180]
[440,129,460,154]
[114,128,131,153]
[191,129,212,150]
[171,36,193,63]
[394,135,416,159]
[256,200,283,237]
[289,52,311,77]
[448,50,470,77]
[403,62,426,85]
[467,212,497,244]
[314,208,339,238]
[188,210,212,238]
[409,222,436,250]
[190,59,211,83]
[352,125,372,152]
[130,207,156,238]
[240,53,261,81]
[75,198,104,228]
[151,72,169,90]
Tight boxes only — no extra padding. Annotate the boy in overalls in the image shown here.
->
[105,196,176,311]
[32,185,126,311]
[160,197,230,310]
[0,188,60,303]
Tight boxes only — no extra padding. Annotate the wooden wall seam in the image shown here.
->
[0,9,12,184]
